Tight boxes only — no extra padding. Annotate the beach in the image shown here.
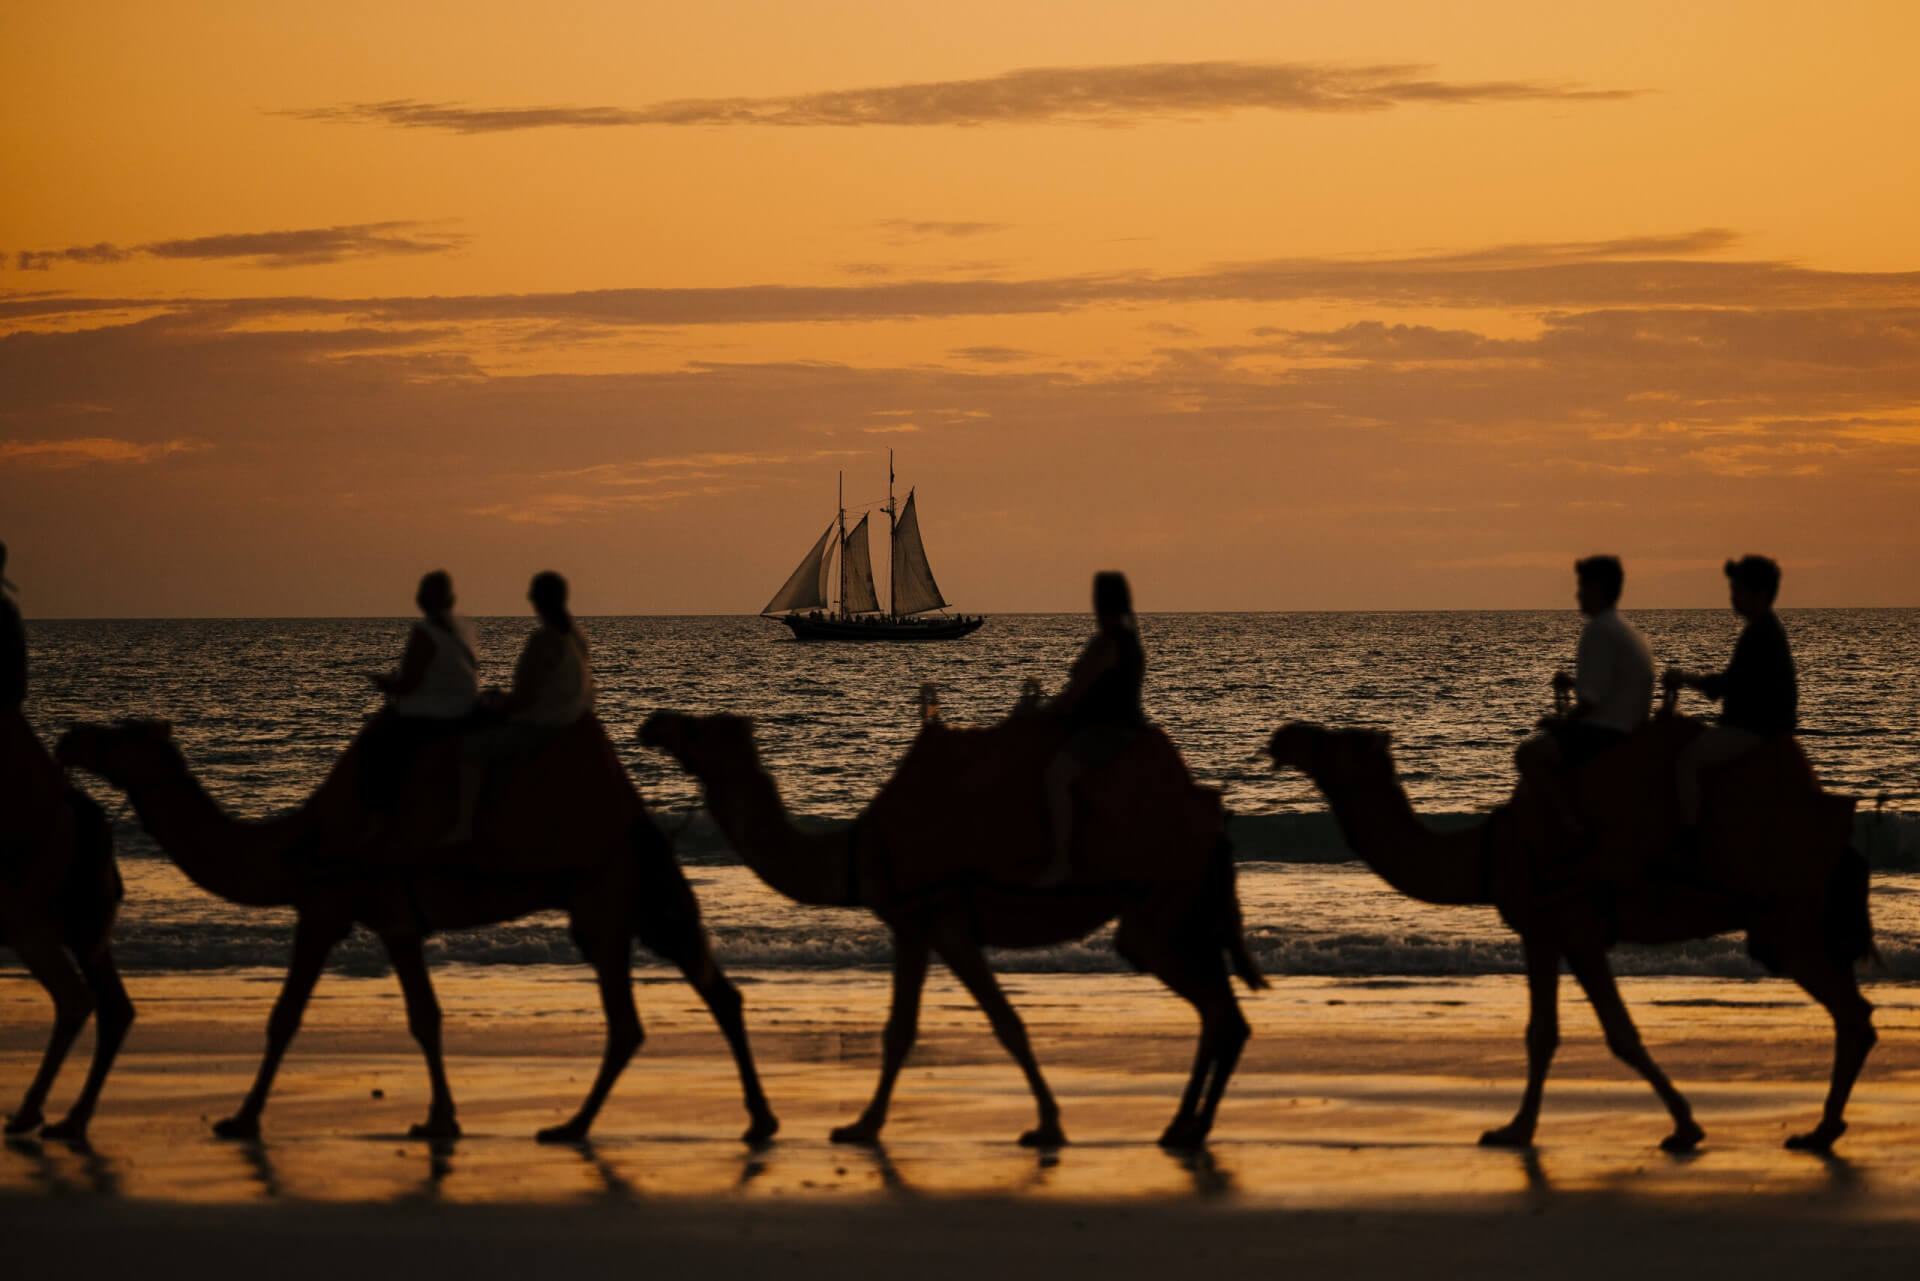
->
[8,965,1920,1274]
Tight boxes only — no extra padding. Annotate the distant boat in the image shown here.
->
[763,453,985,641]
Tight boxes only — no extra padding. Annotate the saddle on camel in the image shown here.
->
[868,698,1225,898]
[328,712,635,870]
[1529,692,1859,951]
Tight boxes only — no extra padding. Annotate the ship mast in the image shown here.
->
[836,470,847,619]
[886,450,897,619]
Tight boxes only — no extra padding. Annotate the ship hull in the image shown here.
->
[776,613,986,641]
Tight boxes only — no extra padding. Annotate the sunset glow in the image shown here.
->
[5,0,1918,615]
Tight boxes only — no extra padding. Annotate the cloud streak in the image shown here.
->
[12,222,463,271]
[0,436,208,468]
[11,230,1920,330]
[280,60,1638,133]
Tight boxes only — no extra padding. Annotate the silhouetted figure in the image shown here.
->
[0,542,23,714]
[1271,720,1874,1154]
[360,571,479,814]
[1042,571,1148,884]
[1667,556,1799,828]
[0,541,133,1141]
[446,571,593,845]
[56,716,777,1144]
[640,707,1260,1150]
[1515,555,1653,840]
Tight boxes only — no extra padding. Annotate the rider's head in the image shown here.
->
[1092,571,1135,632]
[0,539,13,594]
[529,570,571,628]
[415,569,454,616]
[1723,555,1780,616]
[1573,555,1624,615]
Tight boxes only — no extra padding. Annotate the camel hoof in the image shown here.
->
[409,1117,462,1141]
[212,1114,261,1140]
[1157,1122,1206,1152]
[1478,1125,1535,1149]
[536,1121,589,1145]
[3,1108,44,1137]
[39,1116,89,1143]
[1660,1121,1705,1153]
[1786,1121,1846,1153]
[830,1121,883,1146]
[741,1113,780,1145]
[1020,1124,1067,1149]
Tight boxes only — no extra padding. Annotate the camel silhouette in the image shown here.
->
[1,722,129,1141]
[639,708,1264,1149]
[1268,716,1874,1153]
[55,716,777,1144]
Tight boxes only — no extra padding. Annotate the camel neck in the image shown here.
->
[1313,767,1490,907]
[701,759,853,907]
[124,752,303,908]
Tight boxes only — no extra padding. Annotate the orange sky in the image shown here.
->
[4,0,1918,615]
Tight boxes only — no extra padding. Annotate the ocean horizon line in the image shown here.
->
[23,604,1920,623]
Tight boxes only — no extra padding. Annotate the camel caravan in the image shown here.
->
[0,550,1883,1157]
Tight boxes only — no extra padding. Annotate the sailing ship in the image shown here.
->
[762,453,985,641]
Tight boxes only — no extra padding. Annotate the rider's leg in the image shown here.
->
[1041,751,1082,886]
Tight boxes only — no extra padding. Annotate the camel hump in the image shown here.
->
[337,713,640,870]
[870,715,1217,896]
[1699,735,1853,895]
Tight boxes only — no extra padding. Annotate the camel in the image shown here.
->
[1268,715,1875,1153]
[638,708,1265,1149]
[55,716,777,1144]
[1,715,130,1140]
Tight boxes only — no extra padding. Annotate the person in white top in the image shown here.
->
[360,571,480,814]
[1515,556,1655,838]
[445,571,594,845]
[373,571,479,719]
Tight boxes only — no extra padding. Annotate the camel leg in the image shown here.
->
[831,932,930,1146]
[1784,949,1876,1153]
[667,934,779,1144]
[932,925,1065,1147]
[41,948,134,1141]
[1150,955,1249,1151]
[1480,934,1561,1148]
[538,925,642,1144]
[216,912,345,1139]
[3,932,92,1137]
[383,935,460,1140]
[1564,946,1702,1152]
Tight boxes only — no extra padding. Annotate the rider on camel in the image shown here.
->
[1666,555,1798,832]
[1039,571,1146,885]
[1515,555,1654,842]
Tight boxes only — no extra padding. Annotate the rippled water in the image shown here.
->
[17,611,1919,977]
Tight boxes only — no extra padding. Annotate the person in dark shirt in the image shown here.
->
[1665,555,1798,825]
[1039,571,1147,885]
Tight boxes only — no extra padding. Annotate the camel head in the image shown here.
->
[637,711,762,780]
[1267,722,1395,788]
[56,719,182,789]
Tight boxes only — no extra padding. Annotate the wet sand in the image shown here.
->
[6,968,1920,1273]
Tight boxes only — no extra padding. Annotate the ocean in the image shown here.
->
[14,611,1920,981]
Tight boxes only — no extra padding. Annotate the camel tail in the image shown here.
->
[1210,835,1267,992]
[1823,846,1875,968]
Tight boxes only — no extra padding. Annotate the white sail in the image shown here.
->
[890,490,949,616]
[762,521,836,614]
[842,513,881,613]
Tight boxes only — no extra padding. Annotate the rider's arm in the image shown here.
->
[1570,625,1613,720]
[372,624,434,696]
[497,630,560,717]
[1053,635,1117,714]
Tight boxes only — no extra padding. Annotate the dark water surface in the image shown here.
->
[15,611,1919,976]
